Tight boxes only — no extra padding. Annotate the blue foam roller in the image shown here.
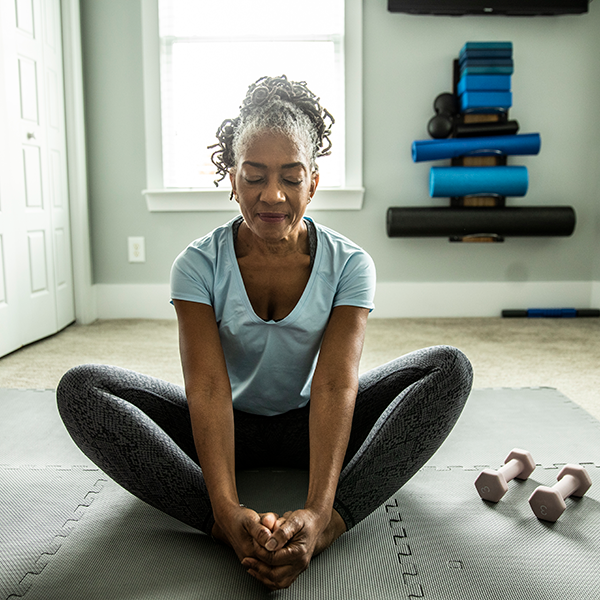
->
[429,166,529,197]
[528,308,577,318]
[412,134,540,163]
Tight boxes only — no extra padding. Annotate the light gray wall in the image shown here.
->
[79,0,600,286]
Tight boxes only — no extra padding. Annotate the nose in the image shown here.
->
[261,178,286,205]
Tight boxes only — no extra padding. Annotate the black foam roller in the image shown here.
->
[386,207,576,238]
[454,120,519,138]
[502,310,528,318]
[577,309,600,317]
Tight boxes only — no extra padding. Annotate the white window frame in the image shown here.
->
[140,0,363,212]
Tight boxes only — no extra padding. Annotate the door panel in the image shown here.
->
[15,0,35,37]
[27,230,48,293]
[54,227,66,288]
[50,148,61,207]
[17,56,38,122]
[47,68,59,128]
[22,144,44,207]
[0,235,7,304]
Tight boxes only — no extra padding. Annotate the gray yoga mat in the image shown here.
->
[1,387,599,599]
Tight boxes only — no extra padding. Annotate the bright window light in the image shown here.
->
[158,0,345,190]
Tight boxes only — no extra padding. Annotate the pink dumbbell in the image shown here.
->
[528,464,593,522]
[474,448,536,502]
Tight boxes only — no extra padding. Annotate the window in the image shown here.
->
[141,0,363,211]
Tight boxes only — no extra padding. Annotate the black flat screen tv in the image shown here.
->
[387,0,589,15]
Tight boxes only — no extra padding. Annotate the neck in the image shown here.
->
[237,218,308,258]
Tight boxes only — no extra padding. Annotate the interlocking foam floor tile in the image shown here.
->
[390,465,600,600]
[428,387,600,469]
[0,466,105,599]
[0,389,88,464]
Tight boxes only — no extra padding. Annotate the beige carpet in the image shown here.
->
[1,317,598,420]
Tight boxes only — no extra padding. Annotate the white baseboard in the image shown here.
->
[95,284,176,319]
[373,281,598,318]
[93,281,600,320]
[592,281,600,310]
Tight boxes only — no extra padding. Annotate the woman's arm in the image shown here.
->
[306,304,370,520]
[244,304,369,589]
[173,299,274,559]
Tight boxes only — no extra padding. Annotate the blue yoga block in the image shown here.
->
[412,134,541,163]
[457,75,511,95]
[460,41,513,57]
[459,49,513,62]
[430,166,529,197]
[461,66,514,76]
[461,58,514,68]
[460,91,512,112]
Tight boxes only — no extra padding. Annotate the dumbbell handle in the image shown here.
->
[553,474,580,499]
[498,458,526,482]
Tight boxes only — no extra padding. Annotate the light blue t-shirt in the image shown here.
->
[170,217,376,416]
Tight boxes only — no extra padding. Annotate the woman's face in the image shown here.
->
[230,131,319,245]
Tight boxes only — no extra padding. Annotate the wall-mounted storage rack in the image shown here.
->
[387,42,577,243]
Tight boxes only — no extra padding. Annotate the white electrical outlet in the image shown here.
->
[128,236,145,263]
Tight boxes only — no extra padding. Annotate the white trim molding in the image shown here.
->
[373,281,598,319]
[94,281,600,320]
[143,187,365,212]
[95,284,175,320]
[592,281,600,310]
[61,0,97,324]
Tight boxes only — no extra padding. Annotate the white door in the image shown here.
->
[0,0,75,358]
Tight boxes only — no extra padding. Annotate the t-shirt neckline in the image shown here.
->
[227,216,321,325]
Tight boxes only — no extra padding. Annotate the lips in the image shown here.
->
[258,213,287,223]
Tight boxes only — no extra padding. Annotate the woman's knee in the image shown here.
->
[427,345,472,382]
[415,346,473,408]
[56,363,125,425]
[56,365,91,420]
[57,364,104,401]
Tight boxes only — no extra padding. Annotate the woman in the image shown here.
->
[57,75,473,591]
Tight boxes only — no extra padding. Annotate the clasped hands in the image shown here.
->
[215,505,329,590]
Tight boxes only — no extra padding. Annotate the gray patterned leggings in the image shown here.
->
[56,345,472,534]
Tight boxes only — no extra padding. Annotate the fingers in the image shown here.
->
[264,513,304,551]
[250,511,301,551]
[244,516,276,550]
[242,557,305,591]
[239,509,319,590]
[258,512,279,532]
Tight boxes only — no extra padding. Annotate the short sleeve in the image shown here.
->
[170,244,215,306]
[333,250,376,311]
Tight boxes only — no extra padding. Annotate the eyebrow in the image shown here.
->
[243,161,306,170]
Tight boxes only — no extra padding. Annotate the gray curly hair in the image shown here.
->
[208,75,334,189]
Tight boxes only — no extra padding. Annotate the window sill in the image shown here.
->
[143,188,365,211]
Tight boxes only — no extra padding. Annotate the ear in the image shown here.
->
[310,171,320,198]
[229,171,239,202]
